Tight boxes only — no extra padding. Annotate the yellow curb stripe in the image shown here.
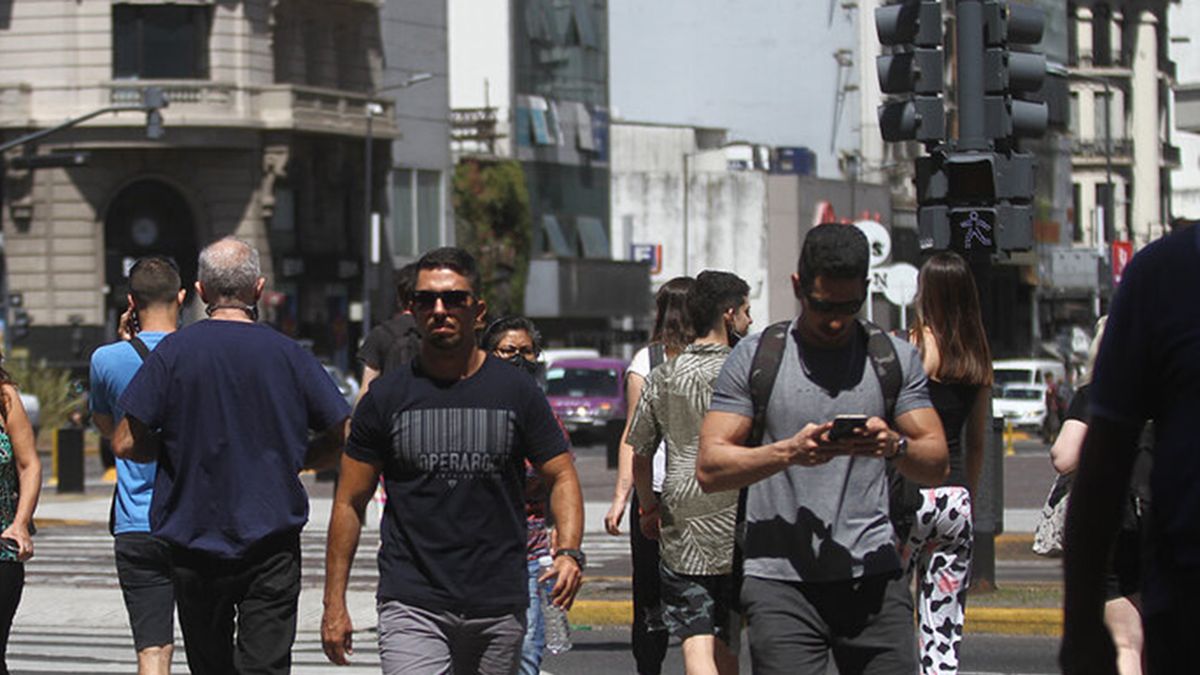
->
[568,601,1063,637]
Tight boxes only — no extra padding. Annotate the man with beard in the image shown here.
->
[322,247,585,674]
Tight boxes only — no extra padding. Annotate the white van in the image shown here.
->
[992,359,1067,388]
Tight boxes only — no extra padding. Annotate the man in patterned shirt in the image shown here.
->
[628,270,751,675]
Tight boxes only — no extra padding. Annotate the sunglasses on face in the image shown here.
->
[804,294,865,316]
[410,290,474,311]
[494,345,537,358]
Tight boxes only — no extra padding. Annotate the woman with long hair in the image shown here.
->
[0,361,41,674]
[604,276,694,675]
[904,252,992,675]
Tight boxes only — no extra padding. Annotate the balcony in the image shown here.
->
[0,81,397,139]
[1070,137,1133,165]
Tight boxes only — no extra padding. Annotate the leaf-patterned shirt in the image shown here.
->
[627,343,736,575]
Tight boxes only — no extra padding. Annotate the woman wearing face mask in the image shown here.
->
[482,316,565,675]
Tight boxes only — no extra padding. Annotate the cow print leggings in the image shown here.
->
[899,486,974,675]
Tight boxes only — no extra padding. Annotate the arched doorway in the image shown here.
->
[103,179,199,326]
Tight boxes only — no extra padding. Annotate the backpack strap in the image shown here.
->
[128,335,151,362]
[730,320,791,612]
[648,342,667,370]
[858,320,902,422]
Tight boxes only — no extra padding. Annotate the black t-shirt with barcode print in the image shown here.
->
[347,354,569,615]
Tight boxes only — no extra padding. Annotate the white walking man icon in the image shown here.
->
[960,210,993,249]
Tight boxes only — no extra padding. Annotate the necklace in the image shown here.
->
[205,303,258,321]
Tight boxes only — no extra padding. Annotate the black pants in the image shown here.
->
[170,534,301,675]
[630,492,667,675]
[0,563,23,675]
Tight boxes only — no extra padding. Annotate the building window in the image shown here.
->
[1094,90,1111,143]
[113,4,211,79]
[391,169,443,257]
[1092,3,1111,67]
[1069,91,1079,138]
[1071,182,1083,243]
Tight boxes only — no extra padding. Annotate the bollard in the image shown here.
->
[53,427,85,494]
[970,415,1006,592]
[605,419,624,469]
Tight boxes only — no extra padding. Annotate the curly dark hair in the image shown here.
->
[416,247,482,294]
[686,270,749,336]
[797,223,870,291]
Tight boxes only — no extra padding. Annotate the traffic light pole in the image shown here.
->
[955,0,987,151]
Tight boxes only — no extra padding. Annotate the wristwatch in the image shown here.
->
[554,548,587,571]
[889,434,909,460]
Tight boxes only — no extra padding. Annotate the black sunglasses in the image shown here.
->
[804,294,865,316]
[411,290,474,311]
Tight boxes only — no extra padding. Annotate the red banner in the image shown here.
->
[1112,241,1133,285]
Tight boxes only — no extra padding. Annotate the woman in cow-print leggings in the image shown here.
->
[903,252,994,675]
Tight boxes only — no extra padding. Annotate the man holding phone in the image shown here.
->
[90,256,185,675]
[697,223,948,674]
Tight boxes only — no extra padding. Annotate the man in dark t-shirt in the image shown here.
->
[114,237,350,675]
[322,247,585,675]
[1061,223,1200,674]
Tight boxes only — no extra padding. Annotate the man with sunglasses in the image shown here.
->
[89,255,185,675]
[697,223,948,674]
[323,247,584,674]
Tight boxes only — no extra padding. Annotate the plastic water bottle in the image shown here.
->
[538,555,572,655]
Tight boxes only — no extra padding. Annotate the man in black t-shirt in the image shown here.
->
[356,262,421,401]
[322,247,585,675]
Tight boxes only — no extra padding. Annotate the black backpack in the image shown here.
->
[731,319,920,599]
[378,315,422,375]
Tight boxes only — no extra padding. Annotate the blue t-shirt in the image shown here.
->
[347,355,569,615]
[89,331,168,534]
[119,320,350,558]
[1090,224,1200,616]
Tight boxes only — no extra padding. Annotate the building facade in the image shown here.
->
[450,0,649,351]
[0,0,449,368]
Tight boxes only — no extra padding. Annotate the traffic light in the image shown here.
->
[876,1,945,144]
[982,1,1047,143]
[915,150,1036,252]
[10,309,30,342]
[141,87,168,140]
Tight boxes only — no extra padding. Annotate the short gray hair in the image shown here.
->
[198,237,261,300]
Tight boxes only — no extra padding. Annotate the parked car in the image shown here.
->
[541,347,601,367]
[545,357,626,444]
[993,358,1067,389]
[322,364,360,409]
[993,382,1047,430]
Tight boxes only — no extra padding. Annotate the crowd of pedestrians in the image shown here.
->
[0,217,1180,675]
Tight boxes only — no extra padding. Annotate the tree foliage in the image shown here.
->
[452,159,533,318]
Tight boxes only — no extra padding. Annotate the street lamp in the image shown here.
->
[361,72,433,330]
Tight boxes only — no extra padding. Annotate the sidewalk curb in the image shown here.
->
[568,602,1062,637]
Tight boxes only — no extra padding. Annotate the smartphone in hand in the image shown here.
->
[828,415,869,442]
[0,538,18,555]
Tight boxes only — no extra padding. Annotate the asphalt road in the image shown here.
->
[541,626,1060,675]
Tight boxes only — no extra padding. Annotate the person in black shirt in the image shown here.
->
[356,262,421,401]
[322,247,585,675]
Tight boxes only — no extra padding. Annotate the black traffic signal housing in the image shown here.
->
[982,1,1048,144]
[876,1,945,144]
[10,308,30,342]
[916,150,1036,253]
